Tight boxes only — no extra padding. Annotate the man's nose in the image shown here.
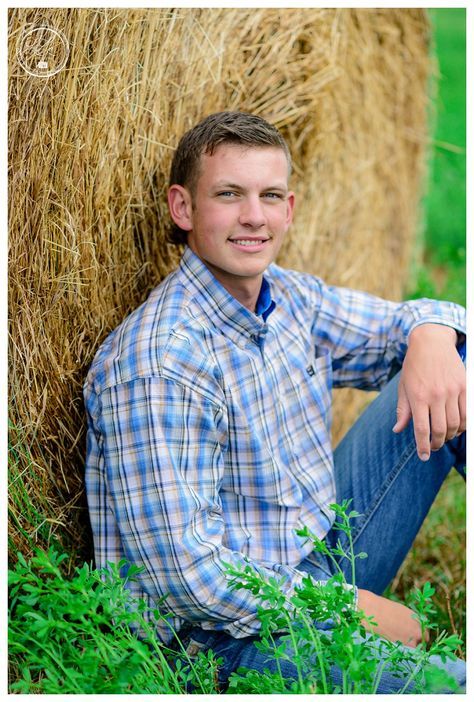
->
[238,196,266,228]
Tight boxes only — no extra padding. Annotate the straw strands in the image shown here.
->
[9,7,431,561]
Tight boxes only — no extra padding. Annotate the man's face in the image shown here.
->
[183,144,294,294]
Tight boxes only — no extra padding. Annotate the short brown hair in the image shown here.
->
[168,111,292,245]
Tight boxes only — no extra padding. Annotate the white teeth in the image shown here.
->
[232,239,265,246]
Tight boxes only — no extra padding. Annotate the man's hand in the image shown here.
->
[357,589,426,648]
[392,324,466,461]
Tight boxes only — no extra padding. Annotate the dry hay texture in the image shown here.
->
[9,7,431,563]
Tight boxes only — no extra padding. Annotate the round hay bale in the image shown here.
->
[8,7,431,562]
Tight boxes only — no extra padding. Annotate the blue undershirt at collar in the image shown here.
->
[255,276,276,321]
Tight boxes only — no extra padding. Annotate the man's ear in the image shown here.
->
[168,185,193,231]
[285,191,295,229]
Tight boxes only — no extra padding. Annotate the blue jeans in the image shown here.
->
[182,373,466,693]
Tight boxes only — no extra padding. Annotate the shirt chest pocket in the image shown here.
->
[283,345,333,429]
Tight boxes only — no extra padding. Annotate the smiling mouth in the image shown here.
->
[229,238,269,247]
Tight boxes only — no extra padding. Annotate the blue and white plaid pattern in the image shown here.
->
[84,246,465,642]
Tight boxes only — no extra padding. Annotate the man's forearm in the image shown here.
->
[357,589,426,648]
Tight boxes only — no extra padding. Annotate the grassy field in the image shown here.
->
[393,7,466,654]
[408,8,466,307]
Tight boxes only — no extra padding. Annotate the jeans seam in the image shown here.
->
[349,440,418,547]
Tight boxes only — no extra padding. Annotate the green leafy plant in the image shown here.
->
[8,548,220,694]
[224,501,463,694]
[8,501,463,694]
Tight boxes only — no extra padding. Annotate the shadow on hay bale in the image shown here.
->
[8,7,431,564]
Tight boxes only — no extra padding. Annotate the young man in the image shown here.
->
[84,112,466,692]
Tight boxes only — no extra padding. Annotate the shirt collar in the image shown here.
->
[255,276,276,321]
[178,247,276,344]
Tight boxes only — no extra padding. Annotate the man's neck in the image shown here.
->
[202,260,262,313]
[226,282,261,313]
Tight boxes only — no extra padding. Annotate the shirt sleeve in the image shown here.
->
[309,280,466,390]
[95,374,313,637]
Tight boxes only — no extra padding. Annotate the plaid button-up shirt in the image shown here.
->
[84,247,465,642]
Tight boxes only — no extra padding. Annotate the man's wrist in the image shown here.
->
[409,323,458,345]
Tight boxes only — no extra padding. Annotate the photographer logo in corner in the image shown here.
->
[16,24,69,78]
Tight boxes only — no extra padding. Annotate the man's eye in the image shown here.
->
[263,192,284,199]
[217,191,236,198]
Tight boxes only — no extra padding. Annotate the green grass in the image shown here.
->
[389,471,466,658]
[408,8,466,306]
[8,424,61,554]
